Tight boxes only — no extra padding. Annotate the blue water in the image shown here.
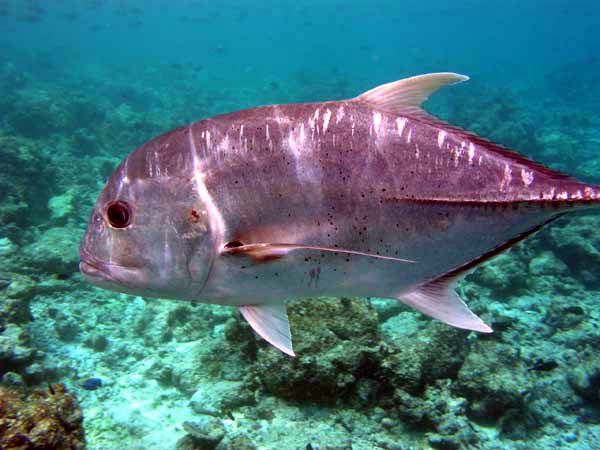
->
[1,1,599,449]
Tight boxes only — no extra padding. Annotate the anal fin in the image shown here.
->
[239,303,295,356]
[398,272,492,333]
[397,217,566,333]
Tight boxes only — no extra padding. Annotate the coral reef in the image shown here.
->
[0,384,85,449]
[244,297,381,402]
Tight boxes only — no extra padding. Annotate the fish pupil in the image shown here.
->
[106,201,131,228]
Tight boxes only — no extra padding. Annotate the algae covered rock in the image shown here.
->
[0,384,85,450]
[0,272,41,383]
[543,216,600,289]
[180,418,225,450]
[566,348,600,403]
[47,189,76,225]
[1,272,36,325]
[248,297,381,401]
[190,380,254,416]
[467,252,528,298]
[455,340,529,421]
[381,323,469,394]
[23,226,81,275]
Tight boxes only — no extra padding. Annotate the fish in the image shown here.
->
[82,377,102,390]
[79,73,600,356]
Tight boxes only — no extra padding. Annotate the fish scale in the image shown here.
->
[80,73,600,356]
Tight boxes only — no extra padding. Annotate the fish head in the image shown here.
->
[79,149,216,300]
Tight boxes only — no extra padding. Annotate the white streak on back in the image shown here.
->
[520,168,534,187]
[468,142,475,165]
[500,164,512,190]
[373,112,382,137]
[437,130,447,148]
[335,105,345,123]
[323,108,332,133]
[396,118,407,137]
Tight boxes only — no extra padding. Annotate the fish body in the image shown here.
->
[82,377,102,390]
[79,73,600,355]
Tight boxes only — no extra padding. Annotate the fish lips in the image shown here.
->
[79,259,121,290]
[79,251,155,296]
[79,251,133,290]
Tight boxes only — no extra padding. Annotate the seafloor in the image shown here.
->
[1,55,600,450]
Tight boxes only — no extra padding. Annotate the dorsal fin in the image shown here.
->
[354,73,574,182]
[353,72,468,114]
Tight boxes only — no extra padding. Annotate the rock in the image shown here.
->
[54,312,80,341]
[545,216,600,289]
[0,237,17,256]
[0,371,24,389]
[380,417,397,429]
[182,418,225,450]
[23,227,81,275]
[48,189,75,224]
[216,434,257,450]
[84,333,109,352]
[455,340,528,421]
[567,365,600,402]
[428,433,460,450]
[0,323,36,368]
[1,273,35,325]
[4,273,36,301]
[190,381,254,416]
[468,252,528,298]
[382,323,469,394]
[527,250,575,294]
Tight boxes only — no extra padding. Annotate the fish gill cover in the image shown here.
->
[0,0,600,449]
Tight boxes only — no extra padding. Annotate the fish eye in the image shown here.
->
[106,201,131,229]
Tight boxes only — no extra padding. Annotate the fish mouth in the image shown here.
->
[79,260,108,279]
[79,259,119,285]
[79,258,136,294]
[79,252,146,295]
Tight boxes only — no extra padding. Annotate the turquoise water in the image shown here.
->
[1,1,600,449]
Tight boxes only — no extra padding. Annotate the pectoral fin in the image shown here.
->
[239,303,295,356]
[397,272,492,333]
[222,242,414,264]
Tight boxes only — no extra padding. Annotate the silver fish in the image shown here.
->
[79,73,600,355]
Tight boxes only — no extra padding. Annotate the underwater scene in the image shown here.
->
[1,0,600,449]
